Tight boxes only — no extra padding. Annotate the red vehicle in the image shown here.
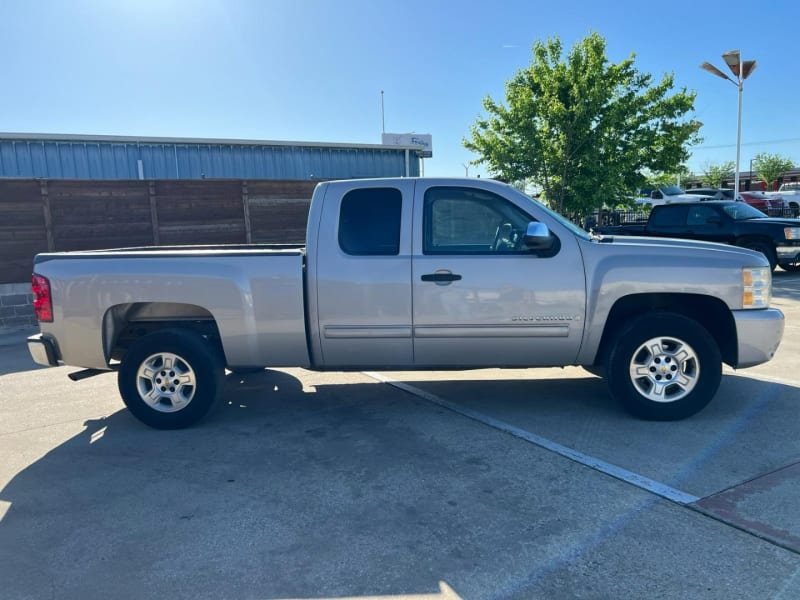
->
[739,191,784,216]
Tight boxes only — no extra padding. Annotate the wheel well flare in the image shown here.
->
[597,294,736,367]
[103,302,221,362]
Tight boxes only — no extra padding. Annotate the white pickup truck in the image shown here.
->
[28,178,784,429]
[765,182,800,217]
[635,185,713,207]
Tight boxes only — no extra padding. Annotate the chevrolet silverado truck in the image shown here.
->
[595,201,800,272]
[27,178,784,429]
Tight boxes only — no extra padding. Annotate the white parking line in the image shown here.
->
[364,372,701,506]
[723,369,800,388]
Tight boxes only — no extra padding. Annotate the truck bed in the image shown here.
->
[32,244,311,370]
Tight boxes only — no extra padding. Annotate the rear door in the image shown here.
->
[648,205,690,237]
[313,180,415,367]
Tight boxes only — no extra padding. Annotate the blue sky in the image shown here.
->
[1,0,798,179]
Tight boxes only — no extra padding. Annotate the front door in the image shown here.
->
[685,204,729,243]
[412,185,586,367]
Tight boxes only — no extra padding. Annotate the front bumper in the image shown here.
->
[27,334,60,367]
[731,308,784,368]
[776,244,800,264]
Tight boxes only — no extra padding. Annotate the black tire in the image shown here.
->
[118,329,224,429]
[779,261,800,273]
[582,365,605,378]
[605,313,722,421]
[741,241,777,271]
[228,367,265,374]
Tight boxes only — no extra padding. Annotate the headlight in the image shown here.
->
[742,267,771,309]
[784,227,800,240]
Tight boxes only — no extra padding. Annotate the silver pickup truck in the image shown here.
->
[28,178,784,428]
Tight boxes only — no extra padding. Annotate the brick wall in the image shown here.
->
[0,283,36,331]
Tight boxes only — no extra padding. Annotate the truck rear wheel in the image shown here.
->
[118,329,224,429]
[605,313,721,421]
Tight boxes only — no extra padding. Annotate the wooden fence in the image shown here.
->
[0,179,318,284]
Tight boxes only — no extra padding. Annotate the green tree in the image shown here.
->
[464,33,699,214]
[752,153,794,191]
[700,161,734,188]
[646,165,691,190]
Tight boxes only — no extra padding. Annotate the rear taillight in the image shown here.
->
[31,274,53,322]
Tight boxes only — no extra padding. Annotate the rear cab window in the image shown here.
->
[338,188,402,255]
[651,205,689,228]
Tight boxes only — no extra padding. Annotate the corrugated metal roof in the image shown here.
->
[0,133,422,180]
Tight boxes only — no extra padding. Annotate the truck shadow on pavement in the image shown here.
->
[0,343,46,376]
[2,366,800,598]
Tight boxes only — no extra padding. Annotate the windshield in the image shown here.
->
[508,187,592,241]
[660,185,684,196]
[722,202,767,220]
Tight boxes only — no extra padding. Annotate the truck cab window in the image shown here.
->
[687,206,717,225]
[338,188,402,255]
[423,187,533,254]
[650,205,689,227]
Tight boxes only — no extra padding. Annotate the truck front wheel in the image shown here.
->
[118,329,224,429]
[779,260,800,272]
[605,313,722,421]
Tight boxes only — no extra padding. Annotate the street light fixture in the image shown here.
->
[700,50,757,200]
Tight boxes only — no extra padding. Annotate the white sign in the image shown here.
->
[382,133,433,158]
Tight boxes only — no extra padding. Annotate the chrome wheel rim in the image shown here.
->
[135,352,196,413]
[629,336,699,403]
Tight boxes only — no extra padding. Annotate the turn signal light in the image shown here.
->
[31,274,53,322]
[742,267,770,309]
[784,227,800,240]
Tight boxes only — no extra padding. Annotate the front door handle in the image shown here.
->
[421,272,462,283]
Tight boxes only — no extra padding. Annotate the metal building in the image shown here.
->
[0,132,422,180]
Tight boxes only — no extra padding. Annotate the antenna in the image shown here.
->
[381,90,385,134]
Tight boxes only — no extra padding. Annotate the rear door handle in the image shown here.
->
[421,272,462,283]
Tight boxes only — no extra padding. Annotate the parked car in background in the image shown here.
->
[685,187,786,217]
[594,201,800,272]
[739,191,785,216]
[684,187,743,202]
[765,183,800,217]
[635,185,713,206]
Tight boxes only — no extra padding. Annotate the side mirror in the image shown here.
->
[523,222,555,251]
[651,191,663,199]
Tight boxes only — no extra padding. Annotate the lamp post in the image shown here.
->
[701,50,757,200]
